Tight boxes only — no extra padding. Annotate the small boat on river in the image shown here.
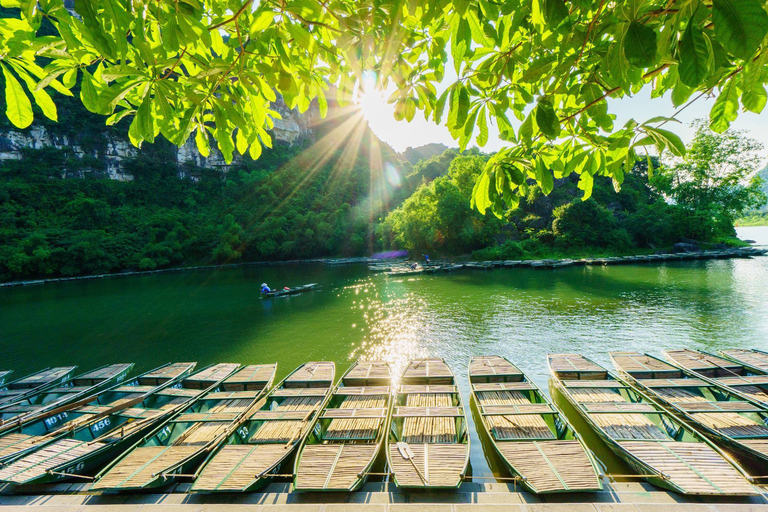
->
[190,361,335,493]
[664,349,768,408]
[260,283,318,298]
[386,358,469,489]
[92,364,276,491]
[294,360,392,491]
[720,348,768,374]
[615,351,768,470]
[0,367,78,408]
[0,364,134,433]
[469,356,602,493]
[549,353,756,496]
[0,362,199,487]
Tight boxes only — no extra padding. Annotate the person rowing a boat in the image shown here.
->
[260,283,271,294]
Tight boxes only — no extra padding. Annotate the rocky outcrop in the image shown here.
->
[0,95,318,180]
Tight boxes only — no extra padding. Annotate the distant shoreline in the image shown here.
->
[2,247,766,288]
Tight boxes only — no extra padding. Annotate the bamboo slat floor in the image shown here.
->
[0,367,77,407]
[388,358,468,489]
[547,355,606,380]
[139,363,197,386]
[664,349,743,378]
[551,353,757,496]
[611,352,683,379]
[613,352,768,468]
[190,362,335,493]
[468,356,523,383]
[294,361,392,492]
[721,349,768,372]
[92,363,275,491]
[470,356,601,494]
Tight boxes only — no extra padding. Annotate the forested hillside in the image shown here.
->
[738,165,768,226]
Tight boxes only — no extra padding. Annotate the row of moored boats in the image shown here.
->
[0,349,766,495]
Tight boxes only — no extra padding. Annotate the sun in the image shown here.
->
[355,71,389,123]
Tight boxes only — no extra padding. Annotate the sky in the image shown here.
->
[358,83,768,165]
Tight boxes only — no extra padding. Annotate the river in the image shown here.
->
[1,225,767,479]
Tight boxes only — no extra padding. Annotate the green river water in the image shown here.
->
[1,225,767,481]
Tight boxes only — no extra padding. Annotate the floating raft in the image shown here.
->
[294,361,392,492]
[92,364,275,491]
[550,353,756,496]
[0,362,198,486]
[0,364,133,433]
[618,352,768,470]
[190,361,335,493]
[260,283,318,298]
[469,356,602,494]
[666,349,768,408]
[387,358,469,489]
[0,367,77,408]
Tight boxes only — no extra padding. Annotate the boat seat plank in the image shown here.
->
[721,349,768,372]
[400,385,457,394]
[203,391,262,400]
[481,404,555,415]
[583,403,657,413]
[675,401,764,413]
[395,406,463,417]
[689,412,768,438]
[322,408,386,419]
[250,410,312,421]
[191,444,289,492]
[113,385,157,394]
[471,382,536,392]
[718,376,768,386]
[389,443,467,488]
[173,412,240,423]
[333,386,390,396]
[488,413,555,440]
[640,378,709,388]
[156,388,202,398]
[569,387,625,403]
[0,438,105,484]
[561,380,627,388]
[271,388,330,397]
[295,444,377,490]
[496,440,600,492]
[618,441,755,495]
[249,419,312,443]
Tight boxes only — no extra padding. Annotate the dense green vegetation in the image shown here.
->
[737,165,768,226]
[380,124,766,260]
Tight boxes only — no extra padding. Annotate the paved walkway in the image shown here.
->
[0,481,767,511]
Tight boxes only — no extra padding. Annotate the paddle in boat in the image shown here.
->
[190,361,335,493]
[469,356,602,493]
[0,364,134,434]
[0,367,79,408]
[293,360,392,491]
[386,358,469,489]
[613,351,768,472]
[664,349,768,408]
[549,353,756,496]
[0,362,199,487]
[91,364,276,491]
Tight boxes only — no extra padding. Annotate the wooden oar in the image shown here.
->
[396,441,428,485]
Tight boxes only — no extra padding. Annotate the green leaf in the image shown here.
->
[79,71,100,113]
[577,166,594,200]
[136,94,154,142]
[2,64,33,129]
[535,98,559,139]
[471,169,492,214]
[543,0,568,26]
[644,126,686,157]
[623,21,657,67]
[742,85,767,113]
[249,10,275,35]
[535,159,554,194]
[709,78,740,132]
[195,125,210,157]
[679,23,711,87]
[476,107,488,147]
[16,67,56,121]
[712,0,768,60]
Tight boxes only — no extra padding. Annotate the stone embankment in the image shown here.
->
[1,247,765,288]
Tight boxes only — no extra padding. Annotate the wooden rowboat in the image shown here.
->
[0,367,78,408]
[190,361,335,493]
[615,351,768,470]
[0,363,194,465]
[260,284,318,298]
[386,358,469,489]
[0,364,134,433]
[720,348,768,374]
[664,349,768,408]
[91,364,276,491]
[549,353,756,496]
[293,360,392,491]
[469,356,602,493]
[0,362,199,487]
